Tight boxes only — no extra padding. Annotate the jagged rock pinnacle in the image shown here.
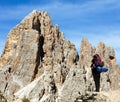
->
[0,10,120,102]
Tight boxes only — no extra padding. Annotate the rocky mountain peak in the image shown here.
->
[0,10,79,101]
[0,10,120,102]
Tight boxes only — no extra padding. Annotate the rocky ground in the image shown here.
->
[75,90,120,102]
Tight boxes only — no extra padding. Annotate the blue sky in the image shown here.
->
[0,0,120,64]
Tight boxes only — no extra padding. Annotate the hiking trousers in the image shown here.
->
[92,70,100,92]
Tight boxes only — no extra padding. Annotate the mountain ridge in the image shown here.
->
[0,10,120,102]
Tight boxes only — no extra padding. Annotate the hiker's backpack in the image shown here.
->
[92,54,103,67]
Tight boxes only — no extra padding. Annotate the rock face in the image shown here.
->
[80,38,120,92]
[0,10,120,102]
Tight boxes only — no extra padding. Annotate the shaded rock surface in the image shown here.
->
[0,10,120,102]
[0,91,7,102]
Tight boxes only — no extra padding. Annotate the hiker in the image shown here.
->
[91,54,108,92]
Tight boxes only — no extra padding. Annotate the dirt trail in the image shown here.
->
[100,90,120,102]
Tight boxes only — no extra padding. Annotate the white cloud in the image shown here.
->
[0,0,120,21]
[63,29,120,47]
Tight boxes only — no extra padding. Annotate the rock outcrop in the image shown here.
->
[0,10,120,102]
[80,38,120,92]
